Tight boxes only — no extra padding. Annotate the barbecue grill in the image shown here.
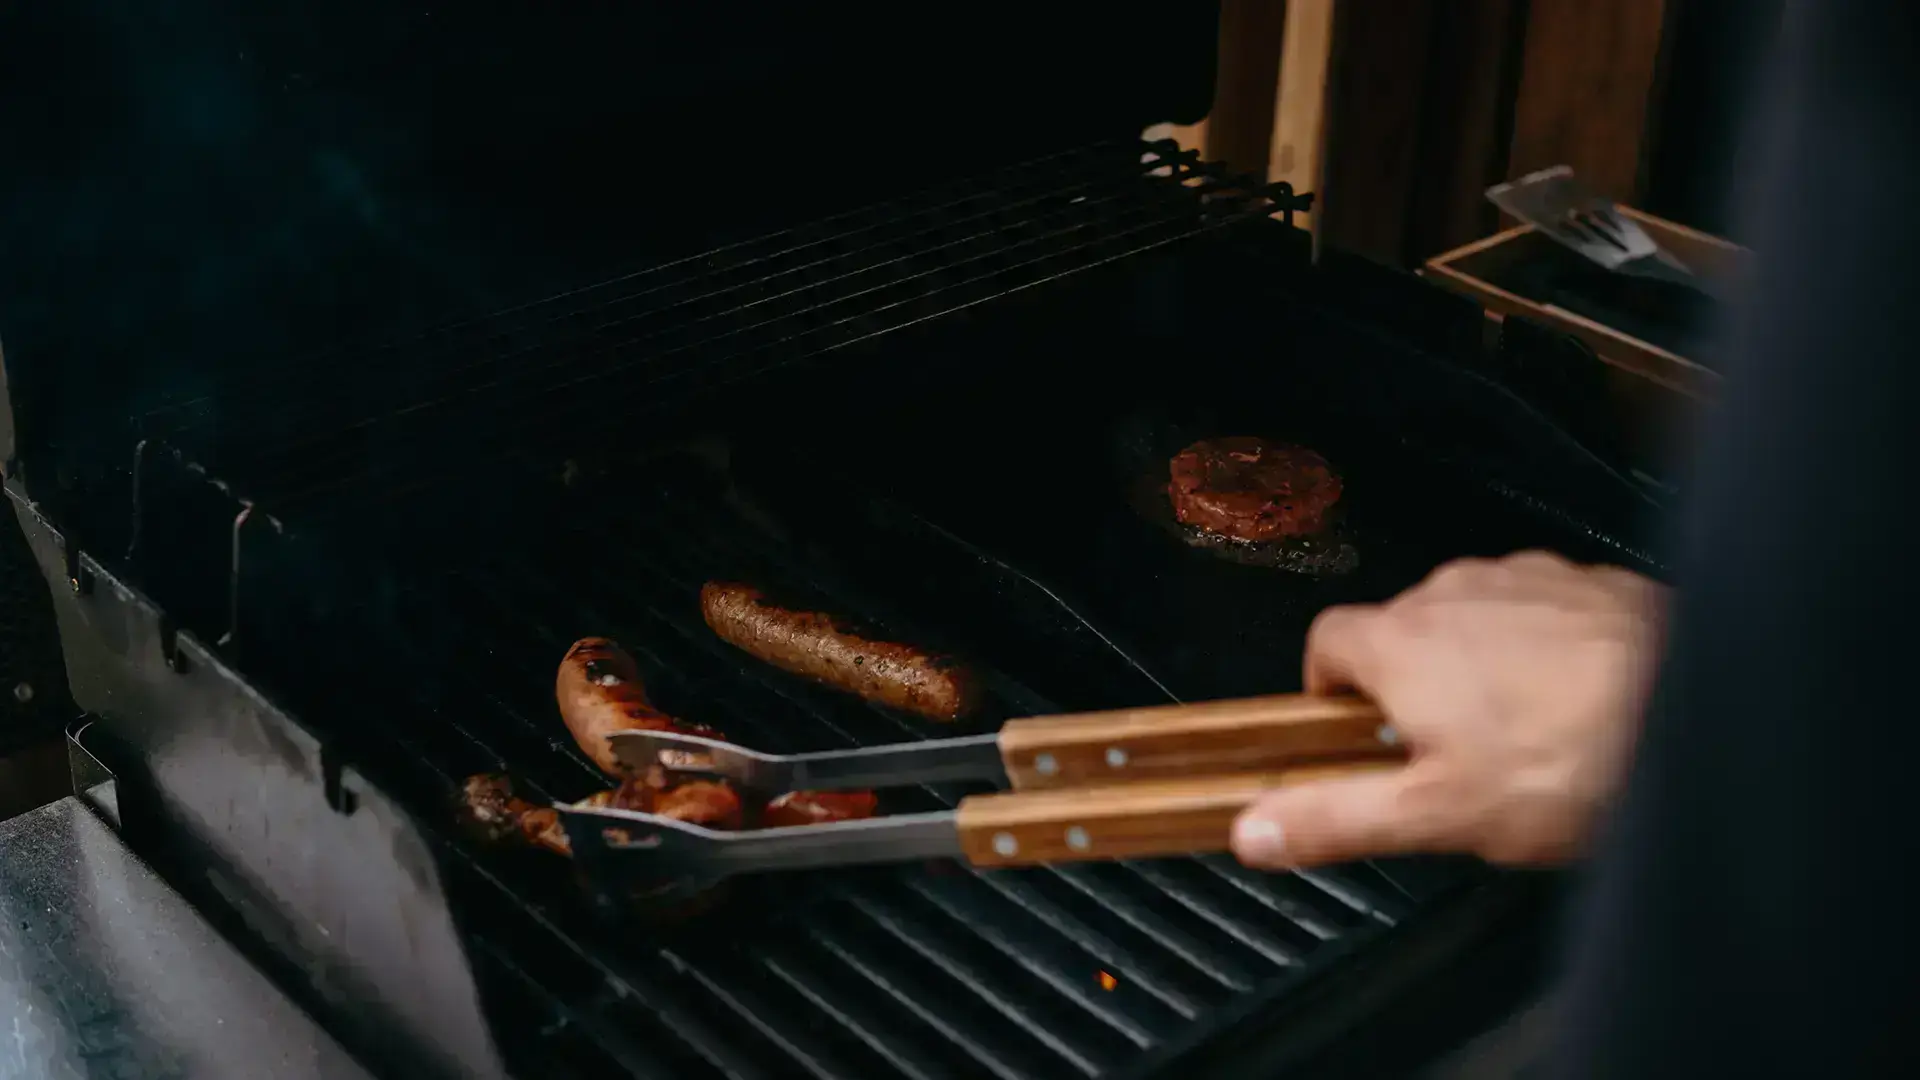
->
[1,5,1667,1078]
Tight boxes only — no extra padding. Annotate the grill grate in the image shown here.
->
[57,139,1604,1080]
[132,140,1305,516]
[258,458,1429,1080]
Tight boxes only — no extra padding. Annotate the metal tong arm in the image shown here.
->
[556,760,1404,880]
[558,802,969,876]
[608,693,1402,795]
[605,728,1008,792]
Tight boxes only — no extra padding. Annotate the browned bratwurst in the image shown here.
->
[556,637,722,775]
[699,582,979,722]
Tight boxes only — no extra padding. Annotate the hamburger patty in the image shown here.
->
[1167,437,1343,541]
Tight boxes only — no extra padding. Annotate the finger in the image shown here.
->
[1411,556,1497,598]
[1230,763,1448,870]
[1502,549,1578,580]
[1592,564,1668,607]
[1301,603,1385,696]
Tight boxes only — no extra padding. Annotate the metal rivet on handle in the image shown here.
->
[1034,753,1059,776]
[11,683,32,704]
[1375,724,1400,746]
[1105,747,1128,768]
[1065,826,1091,852]
[992,832,1020,857]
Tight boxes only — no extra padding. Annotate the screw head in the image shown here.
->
[1065,826,1091,852]
[10,682,31,704]
[1105,747,1129,768]
[1033,753,1059,776]
[992,832,1020,857]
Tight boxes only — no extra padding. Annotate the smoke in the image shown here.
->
[0,3,472,439]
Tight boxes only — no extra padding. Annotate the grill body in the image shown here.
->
[5,141,1654,1080]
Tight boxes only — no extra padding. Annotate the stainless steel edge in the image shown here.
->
[0,796,378,1080]
[5,484,510,1080]
[0,336,14,473]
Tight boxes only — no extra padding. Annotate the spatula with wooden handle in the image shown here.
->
[557,694,1407,898]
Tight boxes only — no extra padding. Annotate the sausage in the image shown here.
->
[652,780,746,830]
[762,790,880,828]
[699,582,979,722]
[557,637,721,776]
[588,776,744,830]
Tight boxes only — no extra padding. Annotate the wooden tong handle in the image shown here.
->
[998,694,1402,791]
[955,760,1400,867]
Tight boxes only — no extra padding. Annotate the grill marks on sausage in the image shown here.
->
[700,581,979,723]
[556,637,721,777]
[762,790,882,829]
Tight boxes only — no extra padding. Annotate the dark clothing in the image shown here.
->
[1557,3,1920,1076]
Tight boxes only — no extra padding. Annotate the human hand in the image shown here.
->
[1231,551,1667,869]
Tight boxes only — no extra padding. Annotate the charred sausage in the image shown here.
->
[651,780,746,830]
[587,776,744,830]
[699,582,979,722]
[557,637,720,776]
[762,790,880,828]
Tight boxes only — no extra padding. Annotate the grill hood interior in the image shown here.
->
[0,1,1221,476]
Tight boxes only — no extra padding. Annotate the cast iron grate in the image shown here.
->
[131,139,1308,517]
[303,461,1435,1080]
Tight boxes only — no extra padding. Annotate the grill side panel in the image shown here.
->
[3,488,512,1080]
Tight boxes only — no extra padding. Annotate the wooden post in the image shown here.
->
[1505,0,1675,203]
[1267,0,1336,236]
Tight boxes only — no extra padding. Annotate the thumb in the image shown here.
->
[1230,763,1444,870]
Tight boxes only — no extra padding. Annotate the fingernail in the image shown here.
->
[1232,816,1288,866]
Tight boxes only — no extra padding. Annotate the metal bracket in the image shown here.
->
[0,335,16,479]
[6,482,509,1080]
[66,718,121,828]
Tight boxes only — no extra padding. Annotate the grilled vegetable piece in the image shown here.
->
[458,773,573,857]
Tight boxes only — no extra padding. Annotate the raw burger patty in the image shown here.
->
[1167,437,1342,542]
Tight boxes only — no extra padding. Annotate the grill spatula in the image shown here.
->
[1486,165,1709,293]
[557,695,1407,898]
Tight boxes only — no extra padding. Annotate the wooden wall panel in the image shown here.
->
[1150,0,1683,266]
[1315,0,1441,265]
[1505,0,1674,202]
[1266,0,1336,235]
[1402,0,1531,261]
[1203,0,1291,177]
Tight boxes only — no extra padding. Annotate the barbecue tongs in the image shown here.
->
[557,695,1408,897]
